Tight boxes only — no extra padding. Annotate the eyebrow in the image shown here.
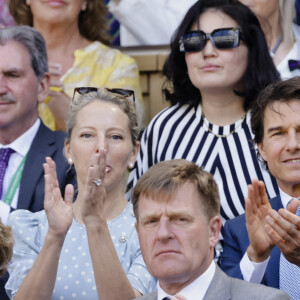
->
[267,126,283,134]
[3,68,24,75]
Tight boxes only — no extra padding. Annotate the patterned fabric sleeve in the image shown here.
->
[5,210,47,299]
[126,229,157,295]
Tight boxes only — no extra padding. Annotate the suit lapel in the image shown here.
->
[264,195,283,288]
[18,122,57,210]
[204,265,231,300]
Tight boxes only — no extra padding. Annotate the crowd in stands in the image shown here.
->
[0,0,299,299]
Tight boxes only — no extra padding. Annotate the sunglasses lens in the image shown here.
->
[212,29,239,49]
[180,28,240,52]
[75,87,98,95]
[180,31,206,52]
[107,88,135,102]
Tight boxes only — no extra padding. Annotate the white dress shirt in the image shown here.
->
[240,188,292,283]
[0,119,40,224]
[157,261,215,300]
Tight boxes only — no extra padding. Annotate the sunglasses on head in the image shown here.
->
[179,27,244,53]
[73,87,135,102]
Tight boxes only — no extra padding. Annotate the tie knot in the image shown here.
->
[0,148,15,163]
[288,59,300,71]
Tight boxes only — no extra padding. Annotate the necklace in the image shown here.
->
[270,35,283,57]
[202,113,246,138]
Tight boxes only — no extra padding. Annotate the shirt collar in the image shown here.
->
[157,261,216,300]
[279,187,295,209]
[0,119,40,157]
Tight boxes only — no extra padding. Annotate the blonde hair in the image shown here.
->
[0,220,13,277]
[65,89,139,146]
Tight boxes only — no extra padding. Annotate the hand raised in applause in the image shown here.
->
[81,148,107,226]
[245,179,274,262]
[265,199,300,266]
[46,62,71,131]
[43,157,74,239]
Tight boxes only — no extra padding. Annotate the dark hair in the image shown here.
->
[8,0,110,44]
[251,76,300,147]
[163,0,280,111]
[132,159,220,221]
[0,25,48,80]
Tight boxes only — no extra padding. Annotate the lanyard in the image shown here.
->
[3,155,27,206]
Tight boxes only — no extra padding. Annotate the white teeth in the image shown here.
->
[286,159,300,163]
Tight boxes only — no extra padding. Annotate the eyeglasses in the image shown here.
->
[72,87,135,102]
[179,27,244,53]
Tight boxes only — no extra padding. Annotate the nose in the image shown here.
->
[202,38,217,57]
[286,129,300,153]
[97,135,108,152]
[0,75,8,95]
[157,218,174,242]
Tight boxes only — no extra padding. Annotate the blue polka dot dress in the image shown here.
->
[6,203,156,299]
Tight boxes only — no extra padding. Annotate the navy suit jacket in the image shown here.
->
[0,121,76,300]
[220,195,283,289]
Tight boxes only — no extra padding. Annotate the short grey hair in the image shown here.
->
[65,88,139,146]
[0,25,48,80]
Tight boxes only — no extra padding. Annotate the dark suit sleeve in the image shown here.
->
[219,215,249,279]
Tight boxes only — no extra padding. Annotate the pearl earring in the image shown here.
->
[26,0,30,5]
[128,162,134,169]
[68,158,73,164]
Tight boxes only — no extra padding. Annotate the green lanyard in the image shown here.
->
[3,155,27,206]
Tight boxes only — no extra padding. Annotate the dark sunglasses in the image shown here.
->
[73,87,135,102]
[179,27,244,53]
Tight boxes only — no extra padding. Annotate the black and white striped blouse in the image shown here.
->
[127,103,279,224]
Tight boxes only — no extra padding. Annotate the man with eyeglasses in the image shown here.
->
[221,77,300,300]
[0,25,75,300]
[132,159,289,300]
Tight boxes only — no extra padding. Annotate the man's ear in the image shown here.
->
[208,216,222,249]
[257,142,267,162]
[37,72,50,104]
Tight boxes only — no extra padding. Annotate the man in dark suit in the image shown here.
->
[220,77,300,299]
[0,26,75,299]
[132,159,289,300]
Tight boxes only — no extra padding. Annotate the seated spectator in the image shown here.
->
[127,0,280,254]
[240,0,300,79]
[5,88,156,299]
[220,77,300,300]
[107,0,197,46]
[8,0,144,130]
[132,159,290,300]
[0,25,75,300]
[0,219,13,278]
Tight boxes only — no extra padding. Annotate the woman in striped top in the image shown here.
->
[128,0,281,231]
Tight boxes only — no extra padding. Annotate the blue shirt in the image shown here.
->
[6,203,156,299]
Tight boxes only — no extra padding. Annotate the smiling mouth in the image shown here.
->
[284,158,300,163]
